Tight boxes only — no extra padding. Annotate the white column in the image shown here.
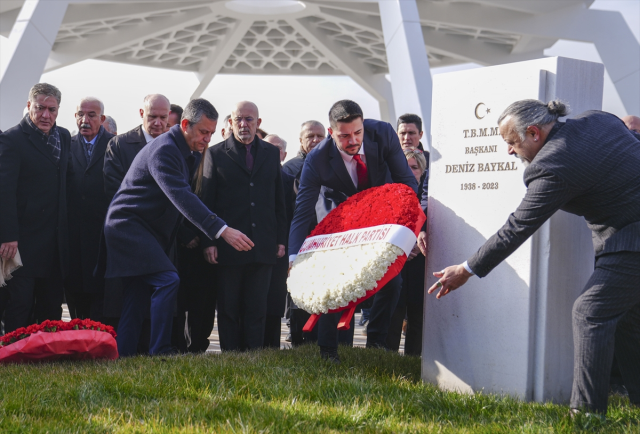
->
[0,0,68,131]
[378,0,432,147]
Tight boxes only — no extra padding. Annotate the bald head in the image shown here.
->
[264,134,287,162]
[231,101,261,144]
[622,115,640,134]
[140,94,170,138]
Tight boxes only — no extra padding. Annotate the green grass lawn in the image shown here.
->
[0,345,638,433]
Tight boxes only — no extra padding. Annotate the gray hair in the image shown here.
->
[78,96,104,115]
[498,99,569,140]
[29,83,61,105]
[264,134,287,151]
[300,120,324,137]
[103,115,117,134]
[182,98,219,126]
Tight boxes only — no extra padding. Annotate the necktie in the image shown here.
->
[84,140,93,163]
[245,144,254,171]
[353,154,369,190]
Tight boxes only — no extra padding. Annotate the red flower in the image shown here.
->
[0,318,117,348]
[309,184,422,237]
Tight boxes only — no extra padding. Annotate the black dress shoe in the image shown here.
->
[319,346,340,364]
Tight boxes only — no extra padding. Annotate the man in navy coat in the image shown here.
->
[288,100,418,362]
[101,98,253,356]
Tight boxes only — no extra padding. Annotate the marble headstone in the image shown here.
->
[423,57,604,403]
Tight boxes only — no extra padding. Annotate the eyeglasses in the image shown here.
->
[75,112,99,119]
[233,116,255,124]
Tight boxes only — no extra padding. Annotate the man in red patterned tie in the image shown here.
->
[288,100,418,363]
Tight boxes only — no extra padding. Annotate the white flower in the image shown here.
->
[288,242,404,314]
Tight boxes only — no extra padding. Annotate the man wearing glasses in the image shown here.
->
[0,83,72,333]
[65,97,115,322]
[201,101,287,351]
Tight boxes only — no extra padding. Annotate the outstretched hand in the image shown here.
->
[220,227,254,251]
[417,231,427,256]
[427,264,473,299]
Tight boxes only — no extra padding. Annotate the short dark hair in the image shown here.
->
[397,113,422,132]
[328,100,363,128]
[170,104,183,119]
[182,98,218,125]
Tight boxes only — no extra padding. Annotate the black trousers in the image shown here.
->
[175,246,217,353]
[216,263,272,351]
[570,252,640,413]
[318,273,402,349]
[3,275,64,333]
[64,289,105,323]
[386,254,425,356]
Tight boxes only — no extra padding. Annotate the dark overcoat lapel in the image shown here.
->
[328,142,357,196]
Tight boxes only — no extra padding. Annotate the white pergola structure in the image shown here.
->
[1,0,638,138]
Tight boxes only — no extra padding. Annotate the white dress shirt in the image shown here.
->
[142,126,155,144]
[289,143,367,263]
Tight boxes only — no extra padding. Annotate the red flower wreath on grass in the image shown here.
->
[0,319,116,347]
[0,319,119,363]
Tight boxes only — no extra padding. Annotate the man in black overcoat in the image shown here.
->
[100,99,253,356]
[66,97,114,322]
[201,101,287,351]
[103,93,171,200]
[429,99,640,415]
[102,94,172,330]
[0,83,71,332]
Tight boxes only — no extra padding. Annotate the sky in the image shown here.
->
[0,0,638,163]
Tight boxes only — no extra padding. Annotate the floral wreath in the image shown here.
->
[288,183,425,331]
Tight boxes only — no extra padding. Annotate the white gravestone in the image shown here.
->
[423,57,604,403]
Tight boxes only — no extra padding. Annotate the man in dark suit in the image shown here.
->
[288,100,418,362]
[0,83,71,332]
[429,99,640,415]
[282,120,325,178]
[65,97,114,322]
[101,98,253,356]
[103,93,171,200]
[201,101,287,351]
[263,134,296,348]
[102,94,172,331]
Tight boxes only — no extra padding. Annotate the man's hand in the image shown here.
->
[220,227,254,251]
[0,241,18,260]
[427,264,473,299]
[185,236,200,249]
[276,244,285,258]
[407,243,420,261]
[203,246,218,264]
[417,231,427,256]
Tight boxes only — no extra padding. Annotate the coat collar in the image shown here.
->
[72,130,113,171]
[328,138,358,196]
[362,131,379,188]
[19,115,58,166]
[223,134,268,176]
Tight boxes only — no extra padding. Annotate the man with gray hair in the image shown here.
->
[282,120,325,177]
[220,114,232,140]
[66,97,115,322]
[0,83,72,332]
[264,134,287,163]
[102,115,117,135]
[98,98,254,356]
[428,99,640,415]
[103,93,170,199]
